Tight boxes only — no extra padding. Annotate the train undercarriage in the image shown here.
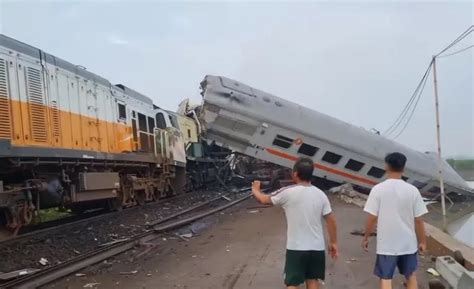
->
[0,155,186,237]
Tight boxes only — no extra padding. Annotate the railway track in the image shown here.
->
[0,188,225,246]
[0,188,254,289]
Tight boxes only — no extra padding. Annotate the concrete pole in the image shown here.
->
[432,56,447,232]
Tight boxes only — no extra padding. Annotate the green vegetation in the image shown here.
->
[39,208,72,222]
[447,159,474,170]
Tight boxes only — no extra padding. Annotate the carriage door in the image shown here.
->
[86,81,100,150]
[45,63,61,147]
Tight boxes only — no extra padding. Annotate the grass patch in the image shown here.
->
[38,208,72,222]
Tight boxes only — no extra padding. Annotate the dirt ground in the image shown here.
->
[47,197,445,289]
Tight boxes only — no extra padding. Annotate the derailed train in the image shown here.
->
[196,75,472,196]
[0,34,471,235]
[0,35,232,234]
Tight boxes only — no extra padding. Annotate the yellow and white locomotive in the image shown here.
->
[0,34,189,234]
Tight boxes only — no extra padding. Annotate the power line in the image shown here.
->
[383,25,473,138]
[437,44,474,58]
[393,63,433,139]
[383,60,433,137]
[436,25,473,57]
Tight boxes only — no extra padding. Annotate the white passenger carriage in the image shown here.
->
[198,75,472,197]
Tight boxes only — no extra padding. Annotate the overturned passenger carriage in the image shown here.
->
[198,75,472,196]
[0,34,187,234]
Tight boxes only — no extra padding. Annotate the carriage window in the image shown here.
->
[272,135,293,149]
[428,186,441,193]
[156,113,167,129]
[138,113,147,132]
[118,103,126,120]
[412,180,427,189]
[169,115,179,129]
[148,117,155,133]
[367,166,385,178]
[297,143,318,156]
[402,176,409,181]
[187,129,191,138]
[345,159,364,171]
[322,151,342,164]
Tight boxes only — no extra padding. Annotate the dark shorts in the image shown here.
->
[284,250,325,286]
[374,253,418,279]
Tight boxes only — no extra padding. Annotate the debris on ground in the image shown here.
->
[350,229,376,237]
[329,184,367,208]
[248,210,260,214]
[246,205,272,210]
[99,238,130,247]
[427,268,440,277]
[428,279,446,289]
[345,258,358,263]
[119,270,138,275]
[178,233,193,239]
[75,273,86,277]
[38,258,49,266]
[0,268,40,281]
[221,196,232,201]
[83,282,100,288]
[453,250,466,267]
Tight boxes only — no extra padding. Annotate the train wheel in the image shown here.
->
[170,167,186,195]
[107,197,123,212]
[20,205,34,226]
[0,210,15,240]
[135,190,146,206]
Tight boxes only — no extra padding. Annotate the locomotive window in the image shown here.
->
[272,135,293,149]
[187,129,191,138]
[138,113,147,132]
[118,103,126,120]
[322,151,342,164]
[148,117,155,133]
[169,115,179,129]
[156,113,167,129]
[297,143,318,156]
[412,180,427,189]
[345,159,364,171]
[367,166,385,178]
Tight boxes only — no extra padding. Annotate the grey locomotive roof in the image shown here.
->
[0,34,152,105]
[115,84,153,105]
[202,75,469,190]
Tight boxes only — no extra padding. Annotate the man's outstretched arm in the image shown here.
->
[324,213,338,260]
[362,213,377,251]
[252,180,272,205]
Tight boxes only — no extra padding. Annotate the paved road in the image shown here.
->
[47,197,442,289]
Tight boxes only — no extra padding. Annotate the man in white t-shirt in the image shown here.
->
[252,157,338,289]
[362,152,428,289]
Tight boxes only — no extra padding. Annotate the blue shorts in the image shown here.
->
[374,253,418,279]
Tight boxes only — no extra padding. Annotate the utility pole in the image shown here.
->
[432,56,447,232]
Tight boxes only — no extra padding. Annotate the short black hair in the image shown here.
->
[385,152,407,172]
[293,157,314,181]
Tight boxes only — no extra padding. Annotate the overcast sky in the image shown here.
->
[1,1,472,157]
